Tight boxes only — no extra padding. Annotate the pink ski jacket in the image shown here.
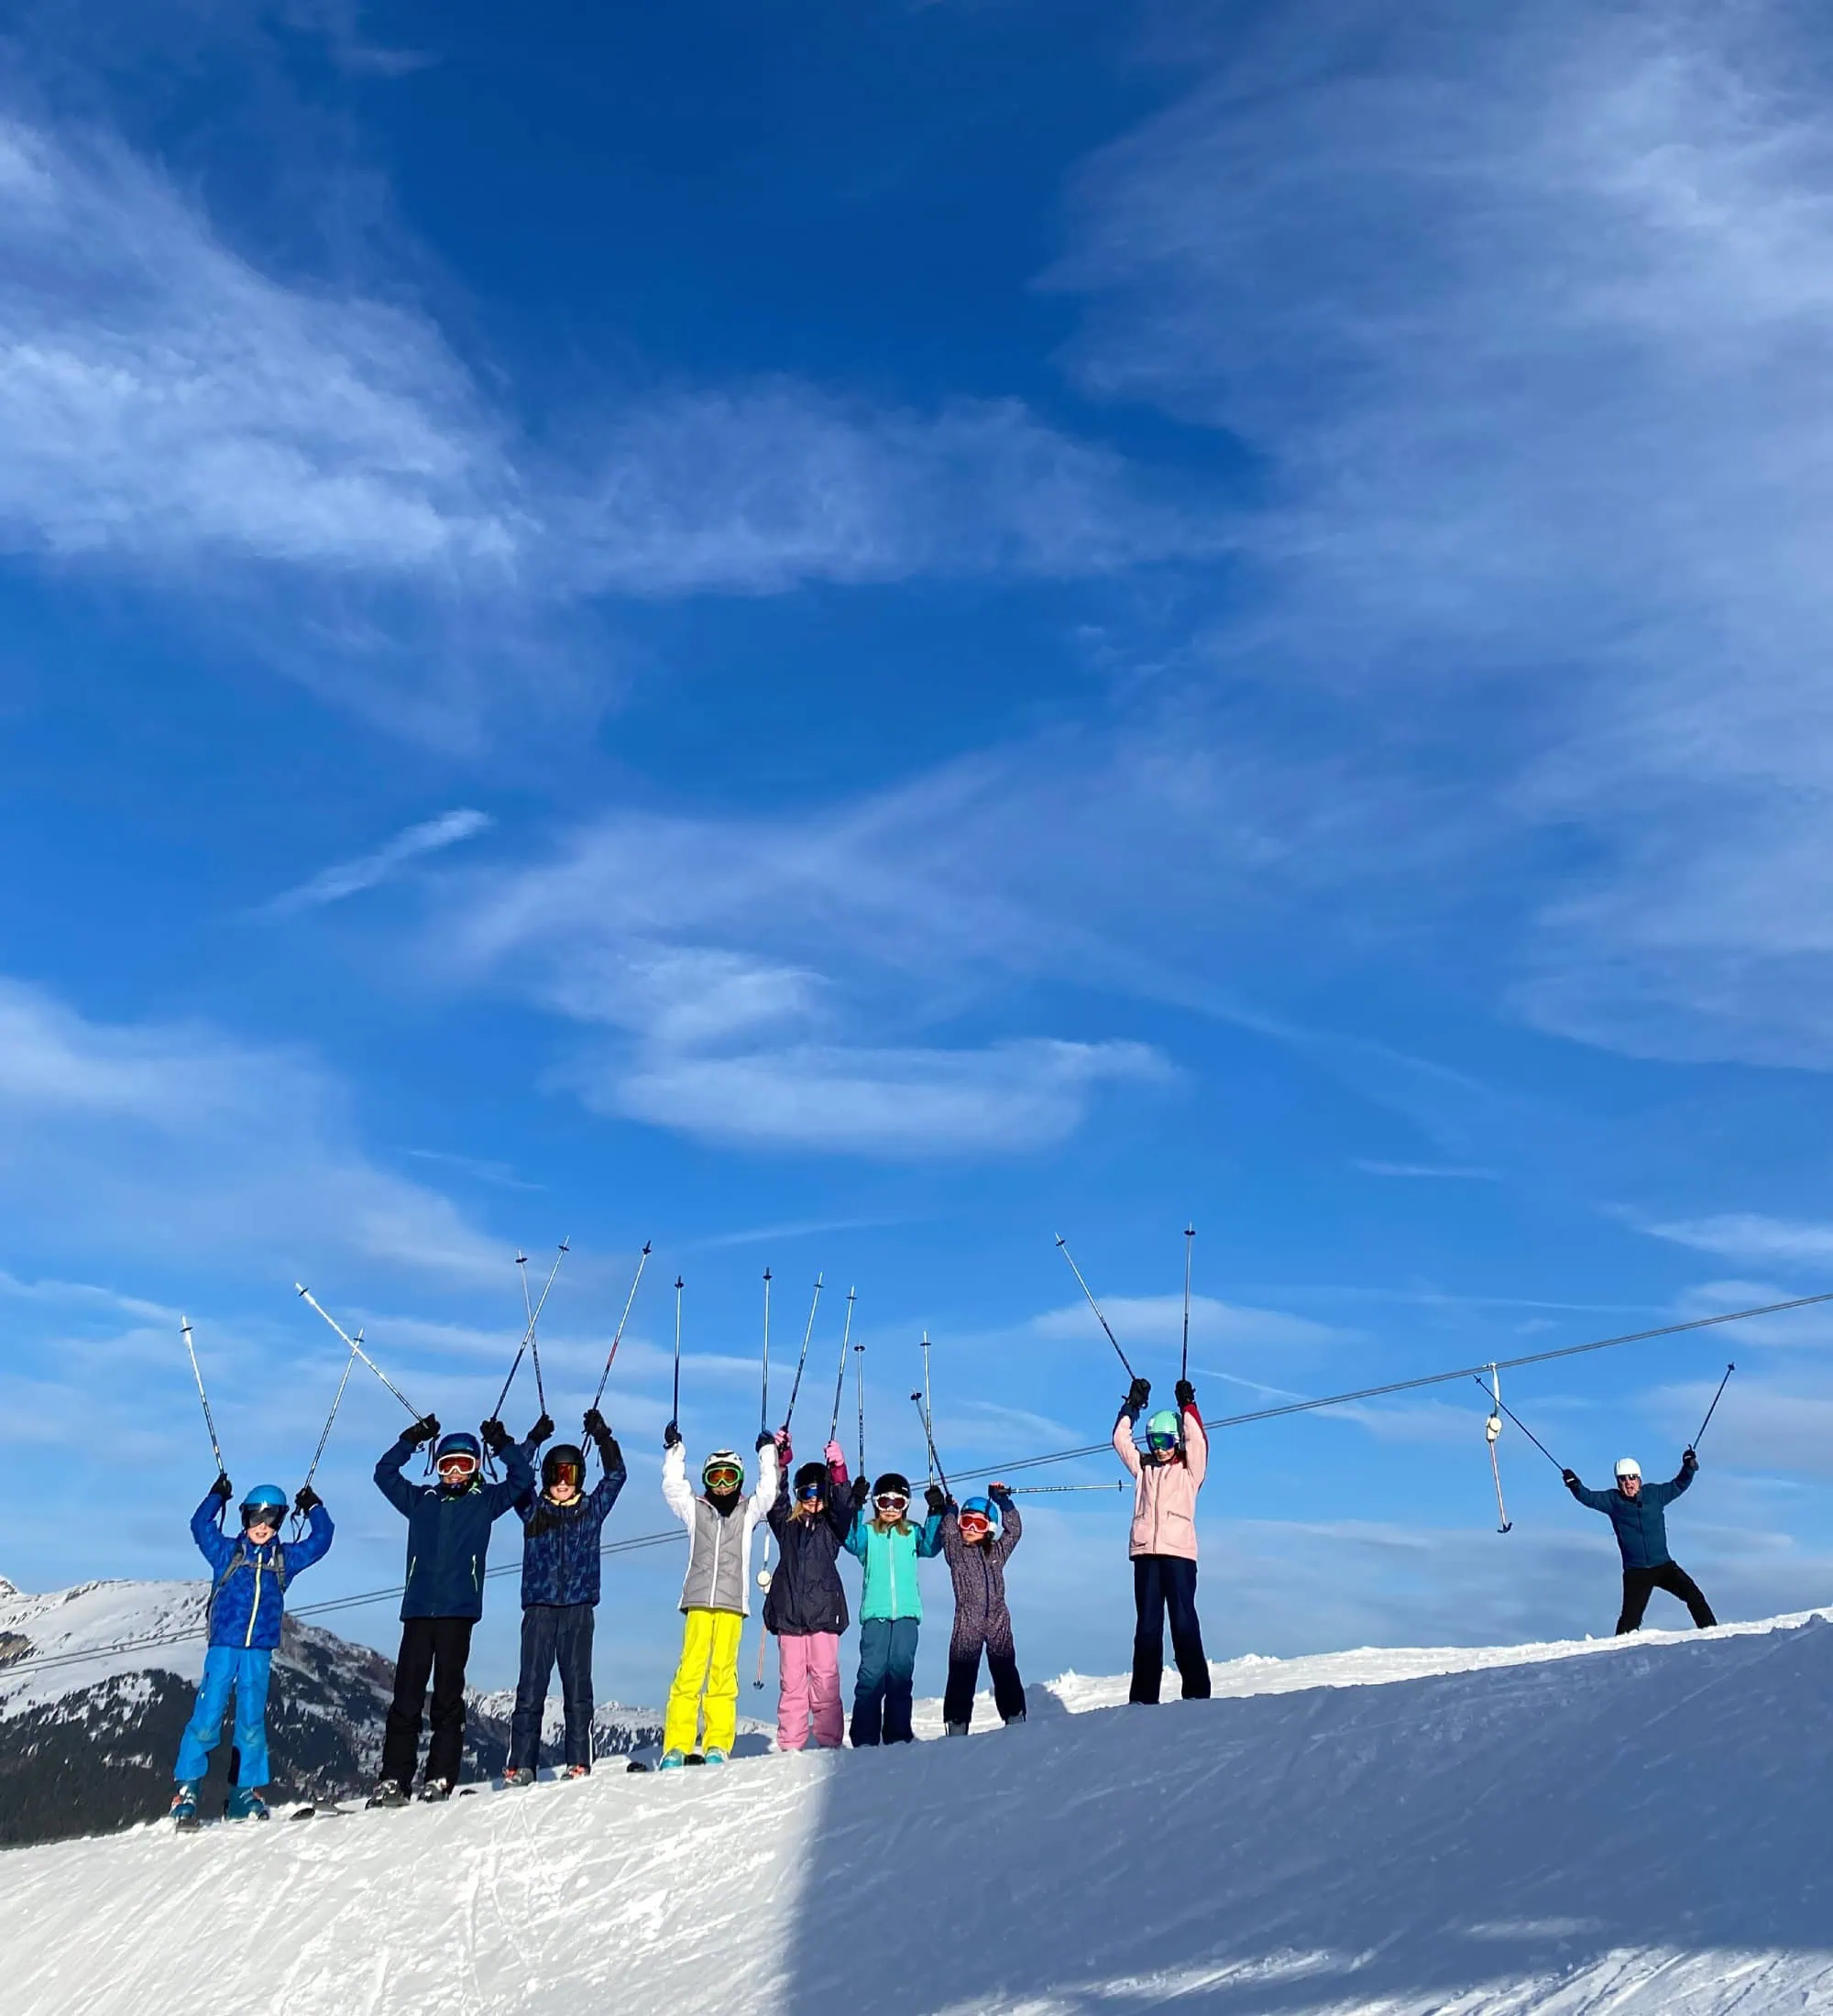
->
[1113,1404,1208,1561]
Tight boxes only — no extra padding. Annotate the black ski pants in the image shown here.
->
[943,1636,1027,1728]
[1616,1561,1717,1634]
[1131,1555,1211,1704]
[381,1616,474,1787]
[510,1603,596,1769]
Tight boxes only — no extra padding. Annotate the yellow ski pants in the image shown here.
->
[664,1607,744,1757]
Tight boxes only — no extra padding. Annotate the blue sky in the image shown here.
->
[7,0,1833,1701]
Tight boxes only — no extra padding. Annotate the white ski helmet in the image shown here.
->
[1614,1455,1641,1480]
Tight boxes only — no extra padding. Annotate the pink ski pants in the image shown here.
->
[776,1631,843,1750]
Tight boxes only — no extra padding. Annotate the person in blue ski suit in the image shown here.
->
[1563,1448,1717,1633]
[845,1470,945,1747]
[371,1411,538,1802]
[503,1408,628,1782]
[170,1474,333,1823]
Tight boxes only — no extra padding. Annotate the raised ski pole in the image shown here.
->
[1469,1376,1563,1471]
[760,1268,773,1439]
[1054,1236,1136,1379]
[1691,1363,1736,1451]
[856,1338,867,1481]
[671,1276,685,1427]
[910,1390,950,1499]
[492,1241,568,1425]
[591,1242,653,1410]
[827,1287,857,1441]
[780,1275,823,1434]
[1180,1223,1195,1387]
[179,1317,226,1478]
[1484,1364,1512,1534]
[919,1331,937,1484]
[295,1285,422,1419]
[1005,1480,1129,1496]
[300,1329,361,1498]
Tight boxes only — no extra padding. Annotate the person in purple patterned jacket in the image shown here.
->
[939,1485,1026,1735]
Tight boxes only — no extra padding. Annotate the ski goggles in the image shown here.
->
[436,1452,479,1481]
[703,1463,744,1495]
[546,1463,582,1494]
[958,1511,993,1539]
[796,1478,826,1502]
[873,1491,909,1515]
[1144,1430,1180,1454]
[240,1506,282,1529]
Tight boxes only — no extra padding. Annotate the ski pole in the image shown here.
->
[1469,1376,1562,1471]
[780,1275,823,1433]
[760,1267,773,1439]
[1484,1364,1512,1534]
[855,1339,866,1481]
[671,1276,684,1427]
[491,1241,568,1423]
[179,1317,226,1478]
[919,1331,937,1485]
[295,1285,422,1419]
[828,1287,857,1441]
[910,1391,950,1499]
[1004,1481,1129,1496]
[1053,1236,1136,1379]
[300,1330,361,1498]
[1691,1363,1735,1451]
[753,1539,773,1691]
[591,1242,653,1410]
[1180,1223,1195,1388]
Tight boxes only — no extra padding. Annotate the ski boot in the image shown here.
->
[365,1777,412,1809]
[418,1778,455,1803]
[658,1750,686,1771]
[1003,1711,1026,1726]
[561,1763,591,1780]
[500,1768,536,1789]
[702,1748,728,1767]
[225,1787,270,1822]
[170,1782,202,1831]
[944,1721,970,1737]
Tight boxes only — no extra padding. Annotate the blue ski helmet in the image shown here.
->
[960,1495,998,1526]
[1145,1409,1180,1453]
[240,1485,286,1528]
[434,1430,482,1477]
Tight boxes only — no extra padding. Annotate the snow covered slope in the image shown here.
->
[5,1611,1832,2013]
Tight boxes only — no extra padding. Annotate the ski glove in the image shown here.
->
[210,1472,234,1501]
[294,1484,323,1516]
[1561,1468,1580,1487]
[851,1475,871,1506]
[407,1413,441,1449]
[583,1408,616,1457]
[925,1485,949,1516]
[1175,1379,1197,1409]
[664,1420,683,1450]
[755,1430,776,1452]
[1125,1376,1151,1414]
[529,1412,555,1446]
[1682,1447,1698,1471]
[598,1436,624,1474]
[479,1417,510,1456]
[988,1482,1012,1502]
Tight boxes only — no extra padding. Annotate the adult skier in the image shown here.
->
[170,1476,334,1826]
[1114,1376,1212,1704]
[1562,1450,1717,1633]
[938,1485,1026,1734]
[370,1412,539,1804]
[502,1408,628,1784]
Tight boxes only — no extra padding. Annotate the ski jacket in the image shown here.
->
[375,1435,535,1621]
[1114,1403,1208,1561]
[846,1504,945,1622]
[940,1496,1021,1649]
[663,1441,778,1616]
[516,1453,628,1608]
[1567,1464,1694,1570]
[763,1477,856,1637]
[192,1493,333,1649]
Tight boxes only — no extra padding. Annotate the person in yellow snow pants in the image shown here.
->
[664,1607,745,1756]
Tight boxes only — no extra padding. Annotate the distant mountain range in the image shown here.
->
[0,1574,663,1846]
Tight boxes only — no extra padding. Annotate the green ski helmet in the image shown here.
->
[1144,1409,1181,1454]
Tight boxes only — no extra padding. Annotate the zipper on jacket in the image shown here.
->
[247,1557,262,1647]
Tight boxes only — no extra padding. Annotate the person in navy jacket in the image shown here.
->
[1564,1449,1717,1633]
[370,1412,537,1804]
[501,1409,627,1784]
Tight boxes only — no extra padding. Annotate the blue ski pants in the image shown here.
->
[851,1616,920,1747]
[1131,1556,1211,1704]
[175,1645,272,1787]
[510,1603,597,1769]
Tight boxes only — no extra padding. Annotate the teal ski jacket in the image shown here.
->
[846,1505,944,1622]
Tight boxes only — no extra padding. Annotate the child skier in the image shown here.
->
[170,1474,334,1825]
[370,1410,540,1804]
[939,1484,1026,1734]
[845,1471,946,1747]
[1562,1449,1717,1634]
[1114,1376,1212,1704]
[763,1433,855,1752]
[659,1422,779,1767]
[503,1408,628,1784]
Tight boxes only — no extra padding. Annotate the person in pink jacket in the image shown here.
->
[1114,1376,1211,1704]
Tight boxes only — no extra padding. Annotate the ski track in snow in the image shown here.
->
[4,1611,1833,2013]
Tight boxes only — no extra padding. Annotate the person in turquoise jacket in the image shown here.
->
[844,1470,945,1747]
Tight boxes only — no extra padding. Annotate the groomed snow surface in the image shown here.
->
[5,1610,1833,2014]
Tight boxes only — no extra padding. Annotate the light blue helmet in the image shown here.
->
[239,1484,286,1527]
[960,1495,999,1527]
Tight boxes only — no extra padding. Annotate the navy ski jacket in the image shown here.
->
[516,1456,628,1608]
[1567,1463,1695,1570]
[375,1436,535,1621]
[192,1492,333,1649]
[763,1479,856,1637]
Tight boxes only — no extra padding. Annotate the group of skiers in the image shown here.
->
[168,1374,1718,1822]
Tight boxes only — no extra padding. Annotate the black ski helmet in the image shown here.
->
[872,1472,911,1501]
[542,1443,586,1494]
[793,1460,828,1498]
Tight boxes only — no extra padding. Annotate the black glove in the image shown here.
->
[664,1419,683,1450]
[988,1482,1013,1502]
[756,1430,775,1452]
[209,1471,234,1501]
[479,1417,510,1456]
[1562,1468,1579,1487]
[599,1435,624,1474]
[294,1484,323,1517]
[1125,1376,1151,1413]
[851,1474,871,1506]
[925,1484,948,1516]
[583,1407,609,1441]
[406,1413,440,1449]
[1175,1379,1196,1409]
[1683,1447,1698,1471]
[529,1412,554,1446]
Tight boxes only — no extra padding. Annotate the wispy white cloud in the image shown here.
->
[1032,1292,1352,1354]
[1641,1213,1833,1268]
[253,808,493,918]
[1356,1161,1501,1182]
